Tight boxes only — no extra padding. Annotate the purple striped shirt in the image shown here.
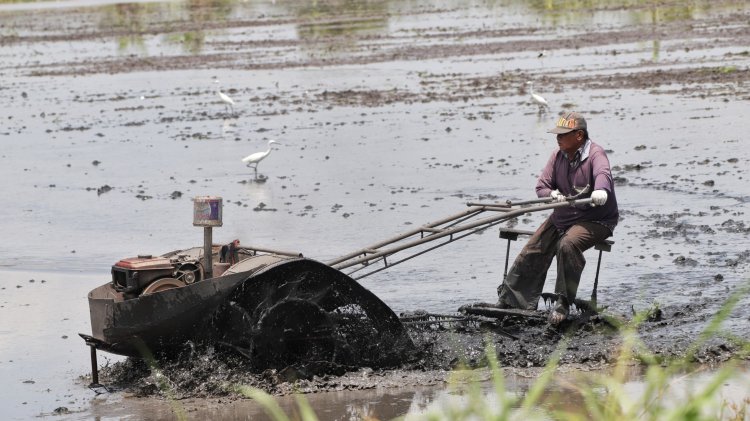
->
[535,140,619,232]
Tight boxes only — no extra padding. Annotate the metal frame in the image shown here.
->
[327,197,594,280]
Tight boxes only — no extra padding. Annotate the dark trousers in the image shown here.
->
[497,218,612,310]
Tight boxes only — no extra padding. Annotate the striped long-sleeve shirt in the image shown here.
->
[535,139,619,232]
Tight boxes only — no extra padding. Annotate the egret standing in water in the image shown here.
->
[526,81,549,114]
[242,140,280,178]
[218,90,235,114]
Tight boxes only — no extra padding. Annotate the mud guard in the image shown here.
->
[209,258,414,370]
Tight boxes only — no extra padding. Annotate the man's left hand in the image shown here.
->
[591,190,608,206]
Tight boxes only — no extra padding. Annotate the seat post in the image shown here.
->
[590,239,612,307]
[499,229,523,282]
[591,248,604,306]
[503,238,512,281]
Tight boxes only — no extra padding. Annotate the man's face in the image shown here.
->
[556,130,583,155]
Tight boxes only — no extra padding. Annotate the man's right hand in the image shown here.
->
[550,190,566,202]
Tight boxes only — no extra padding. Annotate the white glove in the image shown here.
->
[550,190,566,202]
[591,190,608,206]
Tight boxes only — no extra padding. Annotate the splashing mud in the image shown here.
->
[100,297,742,399]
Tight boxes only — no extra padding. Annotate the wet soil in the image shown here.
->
[1,0,750,418]
[97,300,744,401]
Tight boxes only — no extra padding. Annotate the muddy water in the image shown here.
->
[1,0,750,419]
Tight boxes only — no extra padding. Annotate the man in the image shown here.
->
[497,111,619,325]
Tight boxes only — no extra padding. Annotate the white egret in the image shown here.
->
[218,90,235,114]
[242,140,280,177]
[526,81,549,113]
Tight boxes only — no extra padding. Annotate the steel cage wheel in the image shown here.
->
[252,299,337,367]
[210,258,413,369]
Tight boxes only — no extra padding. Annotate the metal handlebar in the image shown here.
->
[328,197,593,279]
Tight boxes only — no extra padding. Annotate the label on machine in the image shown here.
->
[193,196,223,227]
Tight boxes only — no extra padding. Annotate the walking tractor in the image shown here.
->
[80,193,613,385]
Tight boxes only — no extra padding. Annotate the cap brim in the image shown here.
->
[548,127,575,134]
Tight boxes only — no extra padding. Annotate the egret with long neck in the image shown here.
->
[526,81,549,113]
[218,90,235,114]
[242,140,279,178]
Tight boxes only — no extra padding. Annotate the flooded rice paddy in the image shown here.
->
[1,0,749,419]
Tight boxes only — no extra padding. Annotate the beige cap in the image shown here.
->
[548,111,587,134]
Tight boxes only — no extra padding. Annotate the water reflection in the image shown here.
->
[293,0,388,39]
[100,0,234,54]
[523,0,714,62]
[636,2,706,62]
[101,3,148,53]
[97,0,391,56]
[524,0,712,28]
[170,0,235,54]
[91,0,731,57]
[221,117,237,139]
[103,0,390,56]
